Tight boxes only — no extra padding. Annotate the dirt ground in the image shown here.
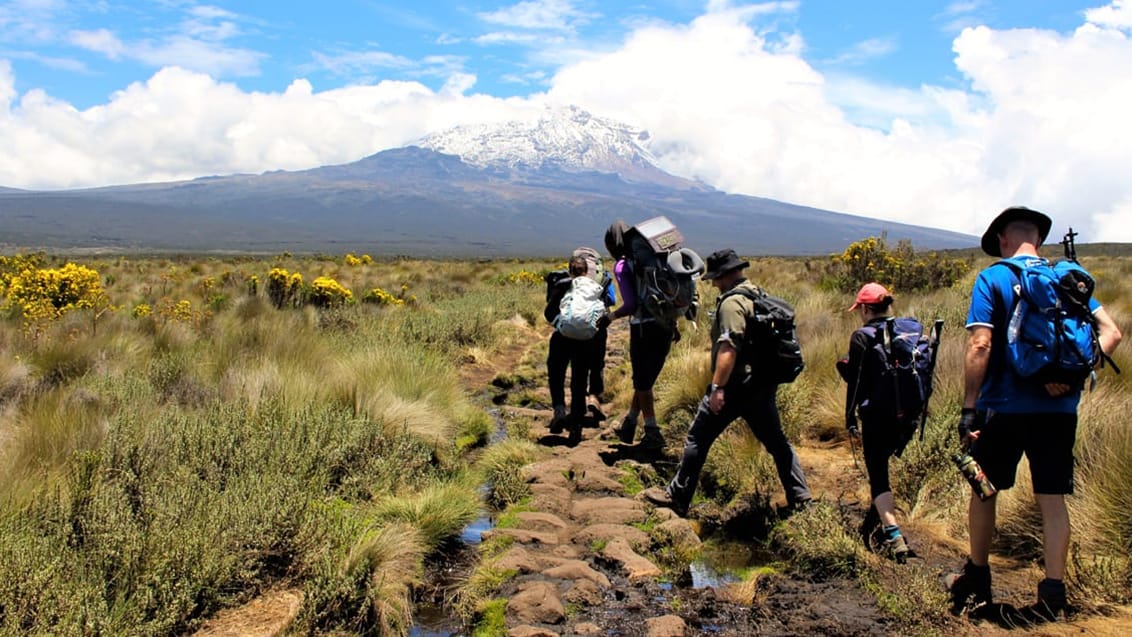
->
[194,314,1132,636]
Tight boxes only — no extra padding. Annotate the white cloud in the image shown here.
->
[2,1,1132,242]
[478,0,594,32]
[827,37,898,65]
[69,28,126,59]
[1085,0,1132,29]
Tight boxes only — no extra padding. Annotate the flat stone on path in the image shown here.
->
[600,538,662,582]
[573,472,626,493]
[516,511,569,531]
[571,497,648,525]
[483,527,560,546]
[529,483,572,516]
[573,523,650,551]
[563,578,604,606]
[508,581,566,625]
[653,518,702,552]
[494,546,544,574]
[541,559,612,588]
[573,621,602,635]
[191,588,302,637]
[646,614,688,637]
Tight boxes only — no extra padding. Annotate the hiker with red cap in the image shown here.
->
[946,206,1122,620]
[841,282,938,563]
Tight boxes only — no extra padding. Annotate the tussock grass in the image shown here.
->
[372,481,483,548]
[769,502,861,578]
[475,439,544,507]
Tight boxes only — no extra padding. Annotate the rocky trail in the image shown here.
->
[193,315,1132,636]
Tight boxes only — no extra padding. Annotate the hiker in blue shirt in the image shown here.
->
[946,207,1122,621]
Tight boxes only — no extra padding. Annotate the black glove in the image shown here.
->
[957,408,982,440]
[595,312,612,329]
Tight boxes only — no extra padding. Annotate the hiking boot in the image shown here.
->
[638,428,665,453]
[881,535,912,564]
[549,406,567,434]
[1030,578,1067,622]
[944,559,992,613]
[605,417,637,444]
[642,486,687,516]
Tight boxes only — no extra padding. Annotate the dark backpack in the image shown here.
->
[995,258,1119,387]
[623,216,704,328]
[854,317,939,449]
[543,270,571,324]
[719,285,805,385]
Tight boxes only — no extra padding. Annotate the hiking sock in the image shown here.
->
[882,525,902,542]
[643,417,659,432]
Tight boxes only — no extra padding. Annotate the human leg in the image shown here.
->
[1036,494,1069,580]
[743,385,810,505]
[567,338,590,423]
[547,331,569,427]
[663,394,734,512]
[587,326,608,398]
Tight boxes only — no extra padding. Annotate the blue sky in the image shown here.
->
[1,1,1131,239]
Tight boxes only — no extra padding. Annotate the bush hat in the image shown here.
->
[848,282,891,312]
[702,248,749,280]
[981,206,1052,257]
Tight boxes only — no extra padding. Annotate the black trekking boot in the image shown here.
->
[1030,578,1067,622]
[943,559,992,614]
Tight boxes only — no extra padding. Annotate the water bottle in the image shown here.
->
[953,453,997,501]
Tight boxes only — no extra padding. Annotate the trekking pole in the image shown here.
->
[1061,227,1079,263]
[919,319,944,442]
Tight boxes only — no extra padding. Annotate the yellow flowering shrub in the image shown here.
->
[132,303,152,318]
[309,276,353,308]
[361,287,406,306]
[267,268,305,309]
[825,235,971,293]
[4,262,113,327]
[501,269,544,286]
[344,253,372,267]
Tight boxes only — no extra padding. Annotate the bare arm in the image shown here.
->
[963,326,992,410]
[1095,307,1123,357]
[709,342,738,414]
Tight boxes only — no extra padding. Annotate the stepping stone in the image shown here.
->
[483,528,560,546]
[646,615,687,637]
[516,511,569,532]
[507,581,565,625]
[542,559,611,588]
[494,546,543,574]
[530,484,572,516]
[573,524,649,551]
[600,538,662,582]
[509,626,558,637]
[563,579,604,606]
[573,622,602,635]
[653,518,702,552]
[572,497,647,525]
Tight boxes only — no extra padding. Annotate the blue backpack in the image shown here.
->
[854,317,941,450]
[995,258,1118,387]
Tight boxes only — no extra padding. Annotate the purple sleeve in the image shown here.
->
[614,259,637,314]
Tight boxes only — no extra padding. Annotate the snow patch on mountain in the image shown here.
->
[415,105,680,185]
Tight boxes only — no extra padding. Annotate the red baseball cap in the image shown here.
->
[848,282,891,312]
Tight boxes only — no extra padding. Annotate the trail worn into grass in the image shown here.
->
[478,316,1132,636]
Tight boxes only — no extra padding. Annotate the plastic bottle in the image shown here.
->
[953,453,997,501]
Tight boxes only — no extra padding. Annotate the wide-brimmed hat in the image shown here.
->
[980,206,1052,257]
[702,248,749,280]
[848,282,891,312]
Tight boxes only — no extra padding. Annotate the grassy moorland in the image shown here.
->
[0,246,1128,635]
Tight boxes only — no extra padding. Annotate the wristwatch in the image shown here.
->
[710,383,723,393]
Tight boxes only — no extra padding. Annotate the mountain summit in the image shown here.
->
[416,106,700,189]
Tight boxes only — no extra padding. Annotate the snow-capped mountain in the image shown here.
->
[416,106,700,189]
[0,105,977,255]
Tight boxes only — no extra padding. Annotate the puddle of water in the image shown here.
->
[689,540,771,590]
[460,514,493,545]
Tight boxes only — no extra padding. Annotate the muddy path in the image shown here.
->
[467,317,1132,637]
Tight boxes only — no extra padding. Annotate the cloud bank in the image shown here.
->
[1,2,1131,241]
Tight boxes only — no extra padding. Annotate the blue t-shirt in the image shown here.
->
[965,255,1103,414]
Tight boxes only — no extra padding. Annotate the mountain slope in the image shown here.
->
[0,108,975,255]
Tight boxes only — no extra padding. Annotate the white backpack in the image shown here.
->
[556,276,605,340]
